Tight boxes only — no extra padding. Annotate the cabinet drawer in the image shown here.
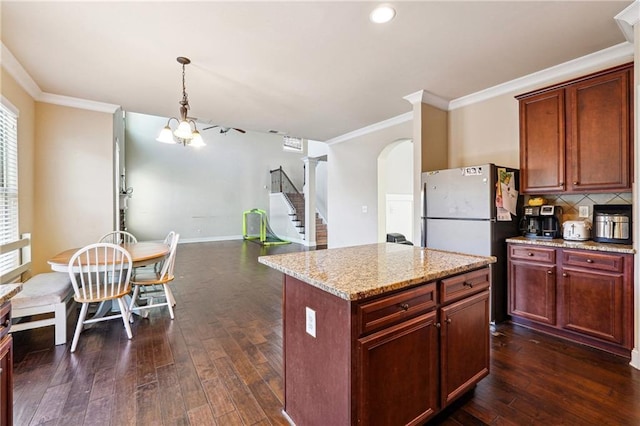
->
[509,245,556,263]
[440,267,490,304]
[0,302,10,340]
[357,283,436,336]
[562,250,625,273]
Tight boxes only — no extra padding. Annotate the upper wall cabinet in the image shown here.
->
[517,63,633,194]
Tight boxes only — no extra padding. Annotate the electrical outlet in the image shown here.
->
[362,205,368,213]
[579,206,589,218]
[305,307,316,338]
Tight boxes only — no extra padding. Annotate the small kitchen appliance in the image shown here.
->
[592,204,632,244]
[563,220,591,241]
[520,204,562,239]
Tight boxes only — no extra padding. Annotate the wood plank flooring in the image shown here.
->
[10,240,640,425]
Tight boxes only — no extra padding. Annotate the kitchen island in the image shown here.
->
[259,243,496,426]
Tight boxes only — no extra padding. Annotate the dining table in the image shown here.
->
[48,241,170,272]
[48,241,171,318]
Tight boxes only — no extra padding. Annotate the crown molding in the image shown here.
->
[325,111,413,145]
[402,89,449,110]
[615,1,639,43]
[1,42,120,114]
[449,42,634,110]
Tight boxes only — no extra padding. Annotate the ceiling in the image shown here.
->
[0,1,633,142]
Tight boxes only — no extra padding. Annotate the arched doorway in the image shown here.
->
[377,138,413,243]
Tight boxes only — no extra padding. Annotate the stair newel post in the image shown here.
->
[302,157,318,247]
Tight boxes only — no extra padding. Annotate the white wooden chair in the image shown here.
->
[98,230,138,244]
[128,233,180,320]
[68,243,134,352]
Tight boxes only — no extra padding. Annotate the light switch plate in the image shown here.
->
[579,206,589,218]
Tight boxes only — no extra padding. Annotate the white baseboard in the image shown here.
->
[631,348,640,370]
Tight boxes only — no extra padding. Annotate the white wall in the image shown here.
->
[308,140,328,221]
[124,112,306,242]
[327,120,412,248]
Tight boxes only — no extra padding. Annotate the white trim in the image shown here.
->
[1,42,121,113]
[38,92,120,114]
[449,42,634,110]
[326,111,412,145]
[402,89,449,110]
[632,349,640,370]
[615,1,640,43]
[0,96,19,117]
[1,42,41,99]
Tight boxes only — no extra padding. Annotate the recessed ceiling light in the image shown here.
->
[370,4,396,24]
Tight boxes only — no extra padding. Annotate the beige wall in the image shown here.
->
[32,104,114,273]
[449,57,633,170]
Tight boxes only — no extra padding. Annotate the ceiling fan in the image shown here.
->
[203,125,246,134]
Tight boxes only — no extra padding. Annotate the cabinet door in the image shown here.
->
[0,334,12,426]
[357,311,438,426]
[566,67,631,192]
[440,290,489,407]
[559,267,626,345]
[518,88,566,193]
[508,259,556,324]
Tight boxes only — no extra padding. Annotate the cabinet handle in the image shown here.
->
[3,320,9,328]
[446,318,452,324]
[434,323,441,329]
[463,281,474,288]
[547,270,553,275]
[586,259,593,263]
[399,303,409,311]
[573,181,578,185]
[528,252,534,256]
[559,182,564,186]
[0,367,2,374]
[563,273,568,277]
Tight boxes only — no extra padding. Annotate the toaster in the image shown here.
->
[563,220,591,241]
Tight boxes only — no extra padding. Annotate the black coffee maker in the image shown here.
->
[520,205,562,239]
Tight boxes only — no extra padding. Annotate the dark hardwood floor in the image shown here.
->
[11,240,640,425]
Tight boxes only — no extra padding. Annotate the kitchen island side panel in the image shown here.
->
[284,275,352,425]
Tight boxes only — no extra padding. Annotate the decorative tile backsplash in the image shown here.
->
[524,193,632,222]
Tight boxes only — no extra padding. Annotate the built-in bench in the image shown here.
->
[0,233,75,345]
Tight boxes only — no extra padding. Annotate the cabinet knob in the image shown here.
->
[399,303,409,311]
[573,181,578,185]
[463,281,473,288]
[563,273,568,277]
[434,323,441,329]
[0,367,2,374]
[547,270,553,275]
[446,318,452,324]
[528,252,534,256]
[586,259,593,263]
[559,182,564,186]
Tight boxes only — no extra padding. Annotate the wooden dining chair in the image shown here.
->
[129,233,180,320]
[68,243,134,352]
[98,230,138,244]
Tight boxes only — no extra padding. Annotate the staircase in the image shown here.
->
[286,192,328,247]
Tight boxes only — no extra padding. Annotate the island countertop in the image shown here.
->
[258,242,496,301]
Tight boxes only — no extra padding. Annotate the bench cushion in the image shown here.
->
[12,272,73,310]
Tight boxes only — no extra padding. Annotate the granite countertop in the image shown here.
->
[0,284,22,304]
[506,236,635,254]
[258,243,496,301]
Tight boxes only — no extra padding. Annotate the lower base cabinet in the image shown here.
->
[508,243,633,357]
[1,302,13,426]
[283,267,491,426]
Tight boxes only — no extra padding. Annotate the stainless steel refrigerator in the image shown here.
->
[421,164,520,323]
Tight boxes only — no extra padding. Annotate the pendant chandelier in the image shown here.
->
[157,56,205,147]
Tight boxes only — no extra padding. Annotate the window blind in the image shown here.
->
[0,100,19,277]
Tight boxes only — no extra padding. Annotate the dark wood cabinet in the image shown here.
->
[517,63,633,194]
[357,312,438,426]
[440,290,489,407]
[508,245,557,325]
[559,250,632,347]
[507,243,634,357]
[0,302,13,426]
[282,266,491,425]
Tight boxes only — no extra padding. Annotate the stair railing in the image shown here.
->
[270,166,300,194]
